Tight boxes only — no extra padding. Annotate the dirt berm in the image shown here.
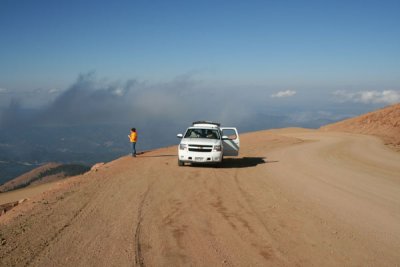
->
[1,128,400,266]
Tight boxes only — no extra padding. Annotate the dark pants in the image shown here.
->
[132,142,136,155]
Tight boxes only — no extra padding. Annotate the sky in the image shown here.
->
[0,0,400,126]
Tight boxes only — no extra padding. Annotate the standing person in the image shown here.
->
[128,128,138,157]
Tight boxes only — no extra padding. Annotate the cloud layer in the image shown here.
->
[271,90,297,98]
[0,73,264,131]
[2,73,397,136]
[333,90,400,105]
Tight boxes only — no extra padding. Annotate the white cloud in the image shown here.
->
[271,90,296,98]
[333,90,400,104]
[111,87,125,96]
[32,88,60,94]
[48,88,59,94]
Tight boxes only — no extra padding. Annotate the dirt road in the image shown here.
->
[1,129,400,266]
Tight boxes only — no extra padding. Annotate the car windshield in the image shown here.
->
[184,129,220,139]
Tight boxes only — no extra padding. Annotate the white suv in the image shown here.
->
[177,121,240,166]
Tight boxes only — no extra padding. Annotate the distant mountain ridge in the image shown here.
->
[0,163,90,192]
[321,103,400,149]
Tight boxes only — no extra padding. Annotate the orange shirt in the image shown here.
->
[129,132,137,142]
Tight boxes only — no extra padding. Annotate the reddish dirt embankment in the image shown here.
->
[1,128,400,266]
[321,103,400,149]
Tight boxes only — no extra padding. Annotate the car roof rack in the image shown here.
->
[192,121,221,127]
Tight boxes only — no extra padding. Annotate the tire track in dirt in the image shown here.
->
[134,180,155,267]
[201,167,275,264]
[200,167,236,266]
[0,184,95,267]
[215,168,280,263]
[232,171,290,263]
[26,200,91,266]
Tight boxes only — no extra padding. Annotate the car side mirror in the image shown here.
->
[177,134,183,138]
[222,135,229,140]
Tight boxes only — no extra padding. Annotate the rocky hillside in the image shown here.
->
[0,163,90,192]
[321,103,400,149]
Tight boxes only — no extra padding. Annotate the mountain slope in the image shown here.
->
[321,103,400,148]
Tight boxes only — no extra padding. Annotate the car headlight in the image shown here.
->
[179,144,187,150]
[213,145,222,151]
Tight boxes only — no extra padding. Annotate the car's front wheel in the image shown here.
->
[178,160,184,166]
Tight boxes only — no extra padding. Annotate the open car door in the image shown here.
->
[221,127,240,156]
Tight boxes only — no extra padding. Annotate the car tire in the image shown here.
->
[178,160,184,166]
